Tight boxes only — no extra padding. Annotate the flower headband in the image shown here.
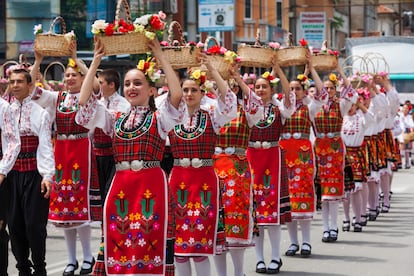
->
[297,74,311,90]
[261,71,279,87]
[189,69,207,86]
[5,64,30,77]
[67,58,80,73]
[137,57,161,84]
[357,87,370,100]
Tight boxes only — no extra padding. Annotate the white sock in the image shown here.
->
[175,257,191,276]
[77,224,93,267]
[342,196,351,221]
[321,201,330,231]
[230,248,245,276]
[361,182,369,216]
[299,220,311,245]
[267,225,281,262]
[194,257,211,276]
[286,221,299,245]
[328,201,339,230]
[213,253,227,276]
[254,226,265,262]
[367,181,377,210]
[381,173,391,207]
[351,191,362,222]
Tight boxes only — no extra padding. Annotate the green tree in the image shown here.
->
[61,0,89,50]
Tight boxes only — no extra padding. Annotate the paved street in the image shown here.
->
[8,168,414,276]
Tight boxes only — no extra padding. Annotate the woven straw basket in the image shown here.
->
[95,0,150,55]
[161,21,201,69]
[237,29,274,68]
[205,37,232,80]
[311,54,338,71]
[276,46,308,67]
[34,16,74,57]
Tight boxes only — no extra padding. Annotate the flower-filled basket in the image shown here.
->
[160,21,202,69]
[275,35,308,67]
[237,30,276,68]
[92,0,166,55]
[204,37,238,80]
[311,41,339,71]
[34,16,75,57]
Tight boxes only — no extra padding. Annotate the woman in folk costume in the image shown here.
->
[341,88,376,232]
[211,68,262,276]
[280,59,327,258]
[398,103,414,169]
[313,65,357,243]
[76,38,186,276]
[249,62,295,275]
[168,54,237,276]
[31,46,100,276]
[374,73,399,214]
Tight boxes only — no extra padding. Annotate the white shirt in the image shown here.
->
[342,109,375,147]
[9,96,55,181]
[0,98,20,176]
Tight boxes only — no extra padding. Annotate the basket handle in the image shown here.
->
[44,61,66,81]
[168,21,186,46]
[0,60,19,78]
[49,16,67,34]
[115,0,131,23]
[204,36,220,51]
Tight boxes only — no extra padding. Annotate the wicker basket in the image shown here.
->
[34,17,74,57]
[237,29,275,68]
[43,61,66,91]
[311,54,338,71]
[95,0,150,55]
[276,46,308,67]
[161,21,201,69]
[205,37,232,80]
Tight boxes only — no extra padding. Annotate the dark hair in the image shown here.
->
[11,69,32,83]
[98,69,121,91]
[149,95,156,112]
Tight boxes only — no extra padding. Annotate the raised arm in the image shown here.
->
[149,38,182,109]
[271,57,291,108]
[231,63,250,98]
[306,51,324,95]
[78,37,104,106]
[201,52,229,103]
[336,63,350,88]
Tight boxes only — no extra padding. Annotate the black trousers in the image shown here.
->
[7,170,49,276]
[96,155,116,206]
[0,179,10,276]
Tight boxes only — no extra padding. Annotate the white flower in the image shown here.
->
[70,196,75,202]
[33,24,43,35]
[138,238,146,247]
[134,14,151,26]
[63,207,68,213]
[197,224,204,231]
[181,224,189,231]
[124,239,132,247]
[193,209,200,216]
[226,189,234,197]
[188,237,195,244]
[57,197,62,202]
[187,209,194,216]
[232,225,240,233]
[107,257,115,265]
[227,180,236,187]
[91,20,108,34]
[154,256,161,264]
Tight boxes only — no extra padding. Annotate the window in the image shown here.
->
[277,0,282,28]
[244,0,252,19]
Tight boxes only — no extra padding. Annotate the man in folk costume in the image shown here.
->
[7,69,54,276]
[313,66,357,243]
[169,55,237,276]
[31,48,100,275]
[211,70,262,276]
[248,63,295,275]
[374,73,399,214]
[0,85,21,276]
[88,67,130,275]
[76,38,187,276]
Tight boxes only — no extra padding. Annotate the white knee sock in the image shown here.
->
[286,221,298,245]
[367,180,377,210]
[267,225,281,262]
[77,224,93,266]
[351,191,362,222]
[175,257,191,276]
[361,183,369,216]
[63,228,77,265]
[194,257,211,276]
[342,196,350,222]
[381,174,391,207]
[213,253,227,276]
[254,226,265,262]
[328,201,339,230]
[230,249,245,276]
[299,220,311,245]
[321,201,330,231]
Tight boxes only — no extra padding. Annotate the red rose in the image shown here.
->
[299,38,308,47]
[207,45,221,55]
[118,26,128,33]
[104,24,115,36]
[150,15,164,31]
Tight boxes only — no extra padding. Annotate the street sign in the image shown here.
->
[297,12,326,49]
[198,0,234,32]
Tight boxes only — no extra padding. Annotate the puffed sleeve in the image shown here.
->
[272,91,296,119]
[202,89,237,134]
[339,84,358,117]
[35,108,55,182]
[0,102,20,176]
[155,93,188,139]
[31,86,59,120]
[244,89,263,128]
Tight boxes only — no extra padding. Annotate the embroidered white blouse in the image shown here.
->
[342,109,375,147]
[0,98,21,176]
[9,96,55,181]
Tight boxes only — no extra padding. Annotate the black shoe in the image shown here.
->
[328,228,338,242]
[342,220,350,232]
[267,259,282,274]
[285,244,299,256]
[321,231,330,242]
[63,261,78,276]
[79,258,95,275]
[360,215,368,226]
[354,222,362,232]
[381,205,390,213]
[300,243,312,257]
[256,261,267,274]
